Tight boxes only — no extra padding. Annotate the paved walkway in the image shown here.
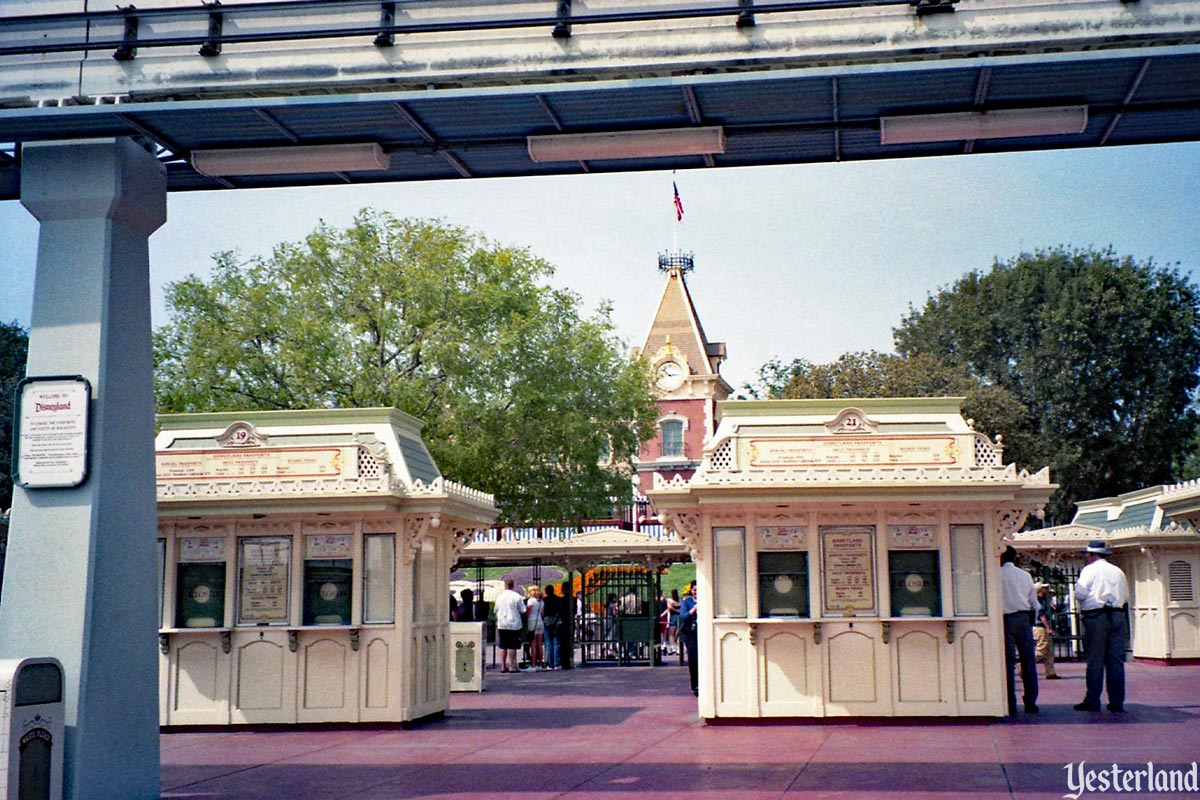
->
[161,660,1200,800]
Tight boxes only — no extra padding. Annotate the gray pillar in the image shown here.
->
[0,138,165,800]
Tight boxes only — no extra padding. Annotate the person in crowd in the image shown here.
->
[619,587,640,662]
[449,592,458,622]
[542,584,564,669]
[494,579,526,673]
[455,588,477,622]
[1033,582,1060,679]
[679,582,699,696]
[1074,540,1130,712]
[1000,545,1039,715]
[665,588,681,656]
[525,585,545,670]
[604,593,620,658]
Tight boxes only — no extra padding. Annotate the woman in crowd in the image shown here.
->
[525,585,545,670]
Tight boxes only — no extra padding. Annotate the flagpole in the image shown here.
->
[672,172,678,253]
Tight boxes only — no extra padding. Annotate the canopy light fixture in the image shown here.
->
[527,126,725,163]
[190,142,391,177]
[879,106,1088,145]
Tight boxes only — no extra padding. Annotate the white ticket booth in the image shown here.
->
[648,399,1055,720]
[154,409,497,726]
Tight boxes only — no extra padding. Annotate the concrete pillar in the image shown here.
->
[0,138,165,799]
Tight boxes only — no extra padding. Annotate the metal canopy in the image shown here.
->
[1,1,1198,199]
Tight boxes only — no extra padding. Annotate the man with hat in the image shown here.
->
[1000,545,1040,715]
[1073,540,1130,712]
[1033,582,1060,679]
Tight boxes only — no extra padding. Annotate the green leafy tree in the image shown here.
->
[0,321,28,512]
[895,247,1200,523]
[778,350,1034,465]
[154,210,657,525]
[738,357,809,399]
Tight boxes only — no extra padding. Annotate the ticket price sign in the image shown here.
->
[13,376,92,489]
[820,526,877,616]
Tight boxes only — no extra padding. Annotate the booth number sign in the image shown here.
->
[13,376,92,489]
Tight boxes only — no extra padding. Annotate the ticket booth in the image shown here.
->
[154,408,497,726]
[648,398,1055,720]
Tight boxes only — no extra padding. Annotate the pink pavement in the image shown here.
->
[161,660,1200,800]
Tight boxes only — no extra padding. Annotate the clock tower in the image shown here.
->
[634,251,731,499]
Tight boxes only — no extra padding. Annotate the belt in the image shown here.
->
[1003,611,1030,617]
[1082,607,1125,617]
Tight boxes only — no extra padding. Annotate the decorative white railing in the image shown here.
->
[469,522,676,545]
[157,474,393,499]
[1163,478,1200,498]
[406,476,495,506]
[972,432,1004,467]
[654,463,1050,490]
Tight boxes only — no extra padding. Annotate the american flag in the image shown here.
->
[673,181,684,222]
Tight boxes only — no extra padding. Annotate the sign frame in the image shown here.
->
[12,375,92,490]
[819,525,878,617]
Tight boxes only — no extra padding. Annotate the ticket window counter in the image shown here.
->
[707,521,1002,720]
[158,525,442,727]
[173,536,228,629]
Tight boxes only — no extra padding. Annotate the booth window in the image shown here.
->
[950,524,987,616]
[176,537,226,628]
[888,550,941,617]
[661,420,684,457]
[237,537,292,626]
[304,534,353,625]
[158,538,166,628]
[758,551,809,618]
[363,534,396,624]
[413,538,438,622]
[714,527,747,617]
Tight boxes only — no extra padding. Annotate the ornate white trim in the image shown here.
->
[448,525,481,558]
[661,511,702,560]
[235,518,297,537]
[995,507,1031,536]
[402,514,431,565]
[824,407,879,435]
[216,421,268,448]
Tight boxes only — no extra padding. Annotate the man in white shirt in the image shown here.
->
[1000,545,1040,715]
[494,579,527,674]
[1073,540,1130,712]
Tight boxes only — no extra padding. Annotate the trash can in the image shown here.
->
[0,658,64,800]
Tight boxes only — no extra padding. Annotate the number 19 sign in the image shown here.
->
[13,376,92,489]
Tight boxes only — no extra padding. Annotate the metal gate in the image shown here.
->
[577,565,658,666]
[1029,562,1084,661]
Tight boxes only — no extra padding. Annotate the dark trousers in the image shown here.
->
[681,628,698,695]
[1004,611,1038,714]
[1082,608,1127,708]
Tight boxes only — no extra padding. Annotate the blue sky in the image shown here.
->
[2,140,1198,391]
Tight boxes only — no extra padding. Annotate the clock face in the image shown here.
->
[655,361,684,389]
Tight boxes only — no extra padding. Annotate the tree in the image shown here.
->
[895,247,1200,523]
[778,350,1034,465]
[738,357,808,399]
[154,210,657,525]
[0,321,28,512]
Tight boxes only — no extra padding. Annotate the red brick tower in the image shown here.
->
[634,252,731,500]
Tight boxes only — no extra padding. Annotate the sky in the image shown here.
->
[2,140,1199,392]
